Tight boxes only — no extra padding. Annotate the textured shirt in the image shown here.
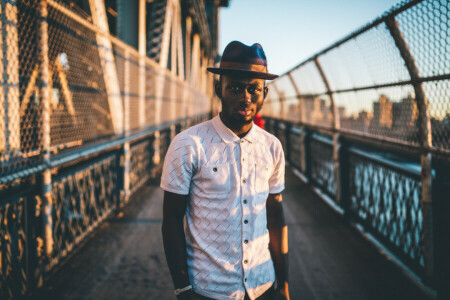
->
[160,115,285,300]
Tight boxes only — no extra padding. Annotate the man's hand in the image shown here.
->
[177,290,207,300]
[274,282,290,300]
[267,193,290,300]
[162,191,192,296]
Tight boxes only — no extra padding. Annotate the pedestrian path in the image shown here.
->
[34,168,430,300]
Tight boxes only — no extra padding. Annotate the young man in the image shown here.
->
[161,41,289,300]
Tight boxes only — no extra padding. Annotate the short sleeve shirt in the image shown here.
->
[160,115,285,300]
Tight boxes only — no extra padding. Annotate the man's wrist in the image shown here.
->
[275,281,288,291]
[175,284,193,295]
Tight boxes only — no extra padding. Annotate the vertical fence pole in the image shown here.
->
[138,0,146,128]
[121,48,130,205]
[314,57,342,206]
[287,71,308,174]
[386,17,434,283]
[39,0,53,259]
[185,17,192,83]
[151,130,161,178]
[271,82,283,119]
[1,0,20,153]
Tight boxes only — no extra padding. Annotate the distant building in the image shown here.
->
[369,93,419,141]
[375,94,393,128]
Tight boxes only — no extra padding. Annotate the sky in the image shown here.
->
[219,0,402,75]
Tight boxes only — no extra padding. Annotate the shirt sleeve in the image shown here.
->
[268,139,285,194]
[160,134,197,195]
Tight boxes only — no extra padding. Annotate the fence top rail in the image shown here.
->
[0,113,211,185]
[46,0,201,92]
[265,116,450,159]
[278,0,423,78]
[347,145,422,177]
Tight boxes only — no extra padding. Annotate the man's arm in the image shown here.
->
[161,191,195,299]
[267,193,290,300]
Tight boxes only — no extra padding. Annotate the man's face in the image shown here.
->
[216,75,268,127]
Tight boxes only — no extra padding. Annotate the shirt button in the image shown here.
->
[241,140,245,143]
[244,260,248,264]
[244,220,248,224]
[242,179,246,183]
[243,199,247,204]
[245,278,247,282]
[244,240,248,244]
[242,158,245,162]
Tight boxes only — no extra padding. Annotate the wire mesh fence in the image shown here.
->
[0,0,214,298]
[262,0,450,294]
[0,0,213,183]
[262,0,450,157]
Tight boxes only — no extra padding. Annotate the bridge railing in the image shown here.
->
[0,0,213,298]
[262,0,449,294]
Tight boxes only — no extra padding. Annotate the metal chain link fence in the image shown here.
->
[263,0,449,295]
[263,0,449,157]
[1,0,214,298]
[0,0,212,183]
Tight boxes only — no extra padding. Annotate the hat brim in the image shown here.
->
[207,67,278,80]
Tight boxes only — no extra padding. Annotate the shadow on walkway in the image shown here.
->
[33,168,430,300]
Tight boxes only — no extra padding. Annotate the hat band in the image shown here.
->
[219,61,268,73]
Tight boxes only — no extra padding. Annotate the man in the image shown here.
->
[161,41,289,300]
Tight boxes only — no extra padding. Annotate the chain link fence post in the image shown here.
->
[39,0,53,260]
[386,16,434,284]
[287,71,308,175]
[151,130,161,178]
[314,57,342,206]
[120,48,131,206]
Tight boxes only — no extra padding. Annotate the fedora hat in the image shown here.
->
[207,41,278,80]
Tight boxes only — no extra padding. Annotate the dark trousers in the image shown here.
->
[193,285,275,300]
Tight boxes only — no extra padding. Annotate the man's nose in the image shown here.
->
[243,89,252,103]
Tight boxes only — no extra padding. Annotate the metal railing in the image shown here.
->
[0,0,214,298]
[263,0,449,295]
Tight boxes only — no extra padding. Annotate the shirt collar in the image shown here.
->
[212,114,256,144]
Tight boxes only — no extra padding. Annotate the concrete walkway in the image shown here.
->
[34,168,430,300]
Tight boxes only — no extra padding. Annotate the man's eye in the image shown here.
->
[231,86,241,92]
[248,87,261,94]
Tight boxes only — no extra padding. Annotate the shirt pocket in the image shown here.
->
[254,164,271,194]
[201,163,231,195]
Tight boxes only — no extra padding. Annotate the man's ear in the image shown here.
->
[263,86,269,99]
[215,81,222,98]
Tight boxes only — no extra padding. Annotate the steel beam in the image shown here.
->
[89,0,123,134]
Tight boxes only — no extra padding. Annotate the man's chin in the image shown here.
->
[229,114,254,126]
[235,114,254,124]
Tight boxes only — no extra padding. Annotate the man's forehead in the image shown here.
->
[221,75,265,85]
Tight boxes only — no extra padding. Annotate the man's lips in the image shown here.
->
[237,109,251,116]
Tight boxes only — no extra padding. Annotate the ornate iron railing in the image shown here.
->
[264,116,449,294]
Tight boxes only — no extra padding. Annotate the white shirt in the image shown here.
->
[160,115,285,300]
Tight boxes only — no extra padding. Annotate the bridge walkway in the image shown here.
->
[34,168,430,300]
